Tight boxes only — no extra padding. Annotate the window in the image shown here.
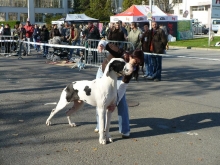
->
[213,20,220,25]
[35,13,43,22]
[174,0,182,3]
[192,6,205,11]
[169,10,174,14]
[0,12,6,21]
[34,0,62,8]
[179,10,183,14]
[8,12,18,20]
[68,0,74,8]
[20,13,28,23]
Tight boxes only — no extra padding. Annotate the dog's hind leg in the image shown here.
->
[66,100,84,127]
[105,110,113,143]
[46,91,69,126]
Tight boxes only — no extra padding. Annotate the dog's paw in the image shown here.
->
[69,123,77,127]
[46,120,51,126]
[99,138,107,145]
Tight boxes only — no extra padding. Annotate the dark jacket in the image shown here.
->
[50,28,61,39]
[3,27,11,36]
[40,28,49,42]
[86,25,100,40]
[141,30,150,52]
[33,27,40,39]
[18,27,26,39]
[148,28,168,54]
[107,28,125,41]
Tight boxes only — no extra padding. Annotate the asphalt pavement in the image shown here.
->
[1,48,220,165]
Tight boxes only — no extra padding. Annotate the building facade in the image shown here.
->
[0,0,73,24]
[170,0,212,27]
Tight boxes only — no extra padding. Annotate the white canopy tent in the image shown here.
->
[65,14,99,22]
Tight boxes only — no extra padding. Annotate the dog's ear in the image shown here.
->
[106,62,113,77]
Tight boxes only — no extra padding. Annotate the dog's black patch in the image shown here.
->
[65,83,80,102]
[109,60,125,73]
[84,86,91,96]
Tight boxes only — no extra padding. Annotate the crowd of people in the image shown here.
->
[0,20,168,81]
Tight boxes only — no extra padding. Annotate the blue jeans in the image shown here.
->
[95,66,130,135]
[144,53,153,76]
[69,39,80,58]
[151,55,162,80]
[33,37,40,52]
[42,41,48,55]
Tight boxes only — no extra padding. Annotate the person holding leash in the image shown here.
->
[95,40,144,138]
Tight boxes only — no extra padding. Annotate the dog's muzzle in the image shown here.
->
[122,63,134,76]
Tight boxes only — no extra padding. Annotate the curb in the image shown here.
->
[169,46,220,51]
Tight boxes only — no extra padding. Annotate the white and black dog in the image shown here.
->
[46,58,133,144]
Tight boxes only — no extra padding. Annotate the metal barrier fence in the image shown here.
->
[0,35,19,56]
[84,39,135,67]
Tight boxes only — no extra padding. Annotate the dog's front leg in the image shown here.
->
[105,110,113,143]
[97,108,106,144]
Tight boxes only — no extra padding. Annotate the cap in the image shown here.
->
[105,43,124,58]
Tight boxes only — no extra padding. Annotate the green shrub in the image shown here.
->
[0,21,20,28]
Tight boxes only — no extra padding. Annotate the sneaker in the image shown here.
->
[142,75,147,78]
[154,78,161,82]
[122,132,130,138]
[147,76,153,80]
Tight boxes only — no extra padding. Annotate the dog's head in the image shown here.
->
[105,58,133,77]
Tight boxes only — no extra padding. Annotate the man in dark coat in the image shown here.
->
[147,21,167,81]
[84,22,100,63]
[40,25,49,57]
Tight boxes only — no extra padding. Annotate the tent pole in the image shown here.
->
[149,0,153,29]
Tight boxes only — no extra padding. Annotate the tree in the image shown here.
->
[122,0,133,11]
[154,0,177,13]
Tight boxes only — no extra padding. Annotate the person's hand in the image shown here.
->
[97,44,104,53]
[107,103,116,112]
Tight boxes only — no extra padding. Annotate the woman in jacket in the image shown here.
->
[2,24,11,54]
[40,25,49,57]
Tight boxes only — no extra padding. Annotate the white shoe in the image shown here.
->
[122,132,130,138]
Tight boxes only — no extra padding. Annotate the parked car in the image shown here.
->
[193,22,209,34]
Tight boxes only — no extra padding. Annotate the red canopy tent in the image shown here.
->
[110,5,177,22]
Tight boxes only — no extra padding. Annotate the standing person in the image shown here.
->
[147,21,168,81]
[101,25,107,39]
[2,24,11,54]
[84,21,100,63]
[92,40,144,138]
[40,25,49,57]
[141,24,153,78]
[127,22,142,50]
[61,22,70,43]
[24,21,34,55]
[13,24,19,51]
[50,24,61,39]
[68,24,81,61]
[16,23,26,56]
[107,21,125,41]
[33,24,40,52]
